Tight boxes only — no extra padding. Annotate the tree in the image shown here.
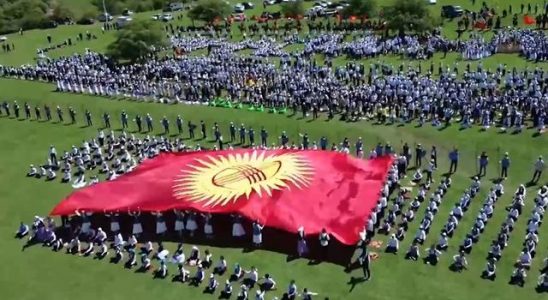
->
[106,20,167,63]
[340,0,376,19]
[384,0,437,35]
[188,0,231,24]
[281,0,305,19]
[50,3,76,23]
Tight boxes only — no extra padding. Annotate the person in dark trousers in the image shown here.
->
[200,120,206,139]
[103,112,111,128]
[56,106,63,122]
[145,114,153,132]
[415,144,424,168]
[85,110,92,127]
[135,114,142,132]
[176,115,183,135]
[361,247,371,280]
[24,102,31,119]
[478,151,489,177]
[161,116,169,135]
[13,101,20,119]
[44,105,51,121]
[69,107,76,124]
[229,122,236,142]
[120,111,128,129]
[500,152,510,179]
[188,121,195,139]
[449,148,459,173]
[34,106,41,120]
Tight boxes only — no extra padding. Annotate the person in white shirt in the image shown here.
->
[318,228,330,260]
[451,251,468,272]
[537,273,548,292]
[510,266,527,287]
[46,168,56,181]
[61,170,71,183]
[255,289,265,300]
[531,156,544,183]
[436,232,448,251]
[221,280,233,298]
[414,227,426,244]
[425,244,442,265]
[205,274,218,293]
[27,164,37,177]
[405,242,420,261]
[385,234,399,254]
[481,258,496,280]
[260,273,277,291]
[287,280,297,299]
[213,255,227,275]
[66,237,80,254]
[243,266,259,289]
[517,251,532,268]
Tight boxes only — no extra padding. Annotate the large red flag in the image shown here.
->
[51,150,393,245]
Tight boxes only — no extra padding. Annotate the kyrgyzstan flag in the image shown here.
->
[523,15,535,25]
[50,150,393,245]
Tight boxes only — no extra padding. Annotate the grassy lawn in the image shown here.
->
[0,78,547,300]
[0,0,548,300]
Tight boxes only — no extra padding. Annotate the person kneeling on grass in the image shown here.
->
[510,266,527,287]
[260,273,277,291]
[46,168,56,181]
[517,251,532,269]
[405,242,420,261]
[96,242,108,258]
[186,246,201,266]
[243,266,259,289]
[214,255,227,275]
[52,238,63,252]
[481,258,496,280]
[27,164,37,177]
[156,260,168,279]
[451,251,468,272]
[66,237,80,254]
[231,263,244,281]
[15,222,29,238]
[140,253,151,270]
[385,234,399,254]
[537,273,548,292]
[205,274,218,293]
[221,280,233,298]
[237,284,248,300]
[202,249,213,269]
[81,241,95,257]
[61,170,71,183]
[425,245,441,265]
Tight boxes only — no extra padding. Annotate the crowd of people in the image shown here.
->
[1,44,547,134]
[17,215,322,300]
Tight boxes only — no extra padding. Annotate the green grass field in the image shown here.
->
[0,0,547,300]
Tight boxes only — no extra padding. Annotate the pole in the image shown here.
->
[102,0,108,18]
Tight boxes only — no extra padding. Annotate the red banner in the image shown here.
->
[51,150,393,245]
[523,15,535,25]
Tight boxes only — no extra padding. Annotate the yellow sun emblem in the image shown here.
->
[173,151,314,206]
